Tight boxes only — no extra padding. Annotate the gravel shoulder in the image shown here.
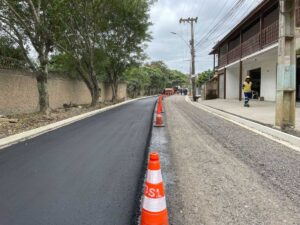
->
[164,95,300,225]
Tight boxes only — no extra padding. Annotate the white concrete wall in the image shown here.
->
[226,66,240,99]
[219,74,225,99]
[260,58,277,101]
[224,49,277,101]
[242,53,277,101]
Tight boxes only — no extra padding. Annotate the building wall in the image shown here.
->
[0,69,127,115]
[242,54,277,101]
[226,66,240,99]
[224,48,277,101]
[219,74,225,99]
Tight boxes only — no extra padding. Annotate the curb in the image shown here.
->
[0,96,156,150]
[185,96,300,153]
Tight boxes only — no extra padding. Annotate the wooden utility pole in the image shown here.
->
[275,0,296,129]
[180,17,198,101]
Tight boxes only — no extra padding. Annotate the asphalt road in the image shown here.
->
[164,96,300,225]
[0,97,156,225]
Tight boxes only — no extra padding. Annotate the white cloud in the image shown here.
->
[146,0,263,74]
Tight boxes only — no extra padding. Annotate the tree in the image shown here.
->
[0,0,59,113]
[125,67,150,98]
[167,70,188,87]
[0,36,24,59]
[125,62,189,97]
[53,0,151,104]
[197,69,214,86]
[52,0,111,106]
[102,0,151,102]
[0,35,27,69]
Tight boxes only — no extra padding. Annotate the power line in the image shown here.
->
[195,0,262,51]
[195,0,247,47]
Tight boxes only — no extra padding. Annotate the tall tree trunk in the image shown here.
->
[111,80,118,103]
[36,71,49,113]
[76,67,100,107]
[36,55,50,114]
[90,86,100,107]
[90,72,100,107]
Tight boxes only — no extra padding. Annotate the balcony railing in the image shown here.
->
[242,33,260,57]
[219,54,227,68]
[227,45,241,64]
[217,20,279,68]
[261,20,279,47]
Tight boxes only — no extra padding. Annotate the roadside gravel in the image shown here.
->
[165,95,300,225]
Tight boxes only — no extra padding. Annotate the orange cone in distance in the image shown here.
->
[141,152,169,225]
[154,113,164,127]
[156,100,162,115]
[158,96,164,113]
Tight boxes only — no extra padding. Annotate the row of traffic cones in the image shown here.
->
[140,95,169,225]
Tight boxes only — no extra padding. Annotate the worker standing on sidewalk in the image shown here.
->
[243,76,252,107]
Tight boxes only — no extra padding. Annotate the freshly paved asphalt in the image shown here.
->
[0,97,156,225]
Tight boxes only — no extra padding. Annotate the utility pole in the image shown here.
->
[180,17,198,101]
[275,0,296,129]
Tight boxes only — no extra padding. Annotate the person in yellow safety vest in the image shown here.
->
[242,76,252,107]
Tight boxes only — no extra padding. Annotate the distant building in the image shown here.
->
[210,0,300,102]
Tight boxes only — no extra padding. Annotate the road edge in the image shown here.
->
[185,96,300,153]
[0,96,155,150]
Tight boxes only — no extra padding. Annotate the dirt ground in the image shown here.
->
[164,95,300,225]
[0,102,114,139]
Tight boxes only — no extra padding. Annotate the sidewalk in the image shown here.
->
[198,99,300,132]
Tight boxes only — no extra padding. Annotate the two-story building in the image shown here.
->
[210,0,300,102]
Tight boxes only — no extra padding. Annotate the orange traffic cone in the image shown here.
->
[154,113,164,127]
[157,96,164,113]
[141,152,169,225]
[160,101,164,113]
[157,101,162,114]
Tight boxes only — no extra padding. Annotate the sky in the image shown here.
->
[146,0,263,74]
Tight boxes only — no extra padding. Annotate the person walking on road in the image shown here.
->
[243,76,252,107]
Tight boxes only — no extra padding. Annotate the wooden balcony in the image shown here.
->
[261,20,279,47]
[219,55,227,68]
[217,20,279,68]
[228,45,241,64]
[242,33,260,57]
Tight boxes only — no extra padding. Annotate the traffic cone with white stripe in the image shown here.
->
[141,152,169,225]
[154,113,164,127]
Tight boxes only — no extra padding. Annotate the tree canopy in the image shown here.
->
[197,69,214,86]
[125,61,189,98]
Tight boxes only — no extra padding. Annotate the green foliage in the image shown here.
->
[0,36,24,60]
[102,0,152,101]
[51,0,152,103]
[125,61,188,98]
[197,69,214,86]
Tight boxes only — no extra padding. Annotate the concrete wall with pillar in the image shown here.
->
[226,66,240,99]
[275,0,296,129]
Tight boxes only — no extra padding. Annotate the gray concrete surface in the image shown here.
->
[0,97,156,225]
[165,95,300,225]
[198,98,300,132]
